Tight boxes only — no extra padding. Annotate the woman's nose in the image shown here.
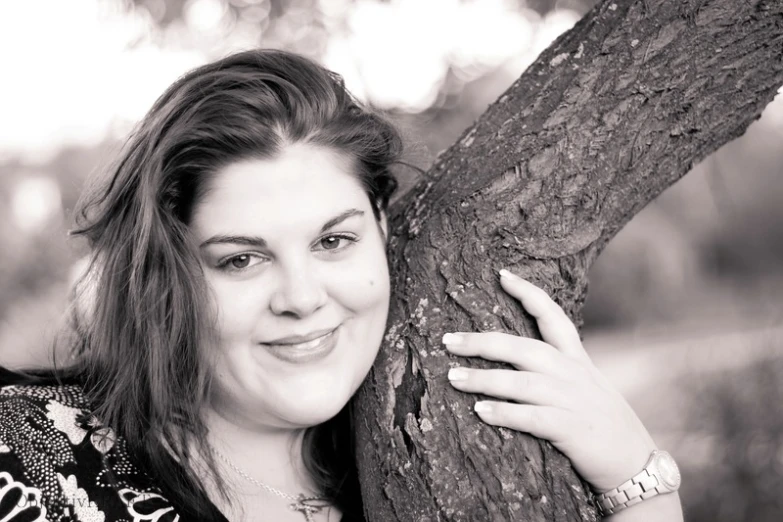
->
[268,263,327,318]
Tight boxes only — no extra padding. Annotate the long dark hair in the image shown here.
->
[11,49,402,520]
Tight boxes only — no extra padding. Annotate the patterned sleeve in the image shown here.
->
[0,384,184,522]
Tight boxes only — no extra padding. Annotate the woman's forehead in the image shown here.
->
[191,144,371,236]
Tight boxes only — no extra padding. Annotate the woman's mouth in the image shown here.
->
[262,327,340,364]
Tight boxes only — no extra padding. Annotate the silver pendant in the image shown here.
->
[289,494,330,522]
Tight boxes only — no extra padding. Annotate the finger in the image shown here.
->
[498,269,589,361]
[473,401,570,443]
[447,368,572,409]
[443,331,575,379]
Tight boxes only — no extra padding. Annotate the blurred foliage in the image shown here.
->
[680,357,783,522]
[130,0,599,29]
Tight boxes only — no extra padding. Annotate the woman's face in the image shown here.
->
[190,142,390,431]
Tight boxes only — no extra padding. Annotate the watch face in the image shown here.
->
[655,452,681,490]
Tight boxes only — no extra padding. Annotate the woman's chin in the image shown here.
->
[277,386,354,428]
[283,400,348,428]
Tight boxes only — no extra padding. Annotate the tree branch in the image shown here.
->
[355,0,783,520]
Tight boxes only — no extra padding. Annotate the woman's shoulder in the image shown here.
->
[0,383,94,448]
[0,383,93,447]
[0,381,90,408]
[0,383,182,521]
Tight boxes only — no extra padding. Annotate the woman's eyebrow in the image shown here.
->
[319,208,364,233]
[199,208,365,248]
[199,235,266,249]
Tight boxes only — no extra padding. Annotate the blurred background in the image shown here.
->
[0,0,780,520]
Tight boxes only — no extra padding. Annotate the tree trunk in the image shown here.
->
[353,0,783,520]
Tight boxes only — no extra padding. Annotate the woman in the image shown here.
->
[0,49,683,521]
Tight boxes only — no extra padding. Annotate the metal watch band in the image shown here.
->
[594,450,679,517]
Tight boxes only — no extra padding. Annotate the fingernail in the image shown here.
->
[474,401,492,413]
[442,333,463,345]
[447,368,468,381]
[499,268,516,280]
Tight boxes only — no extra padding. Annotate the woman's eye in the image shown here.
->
[314,234,357,253]
[217,253,264,272]
[230,255,252,268]
[320,237,341,250]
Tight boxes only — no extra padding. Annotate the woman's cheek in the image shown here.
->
[330,251,390,343]
[207,277,264,343]
[334,257,389,310]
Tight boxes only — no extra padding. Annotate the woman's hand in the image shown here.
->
[443,269,657,494]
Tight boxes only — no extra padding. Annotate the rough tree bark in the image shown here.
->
[353,0,783,520]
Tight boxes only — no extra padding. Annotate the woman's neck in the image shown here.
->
[201,406,320,498]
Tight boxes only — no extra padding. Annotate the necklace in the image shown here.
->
[212,447,330,522]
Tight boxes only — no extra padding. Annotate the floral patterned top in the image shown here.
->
[0,383,229,522]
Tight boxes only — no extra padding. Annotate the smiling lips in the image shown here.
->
[262,326,340,363]
[265,327,337,347]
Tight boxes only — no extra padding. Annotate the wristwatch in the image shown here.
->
[594,450,681,517]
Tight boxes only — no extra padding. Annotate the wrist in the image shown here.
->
[593,450,681,517]
[602,492,683,522]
